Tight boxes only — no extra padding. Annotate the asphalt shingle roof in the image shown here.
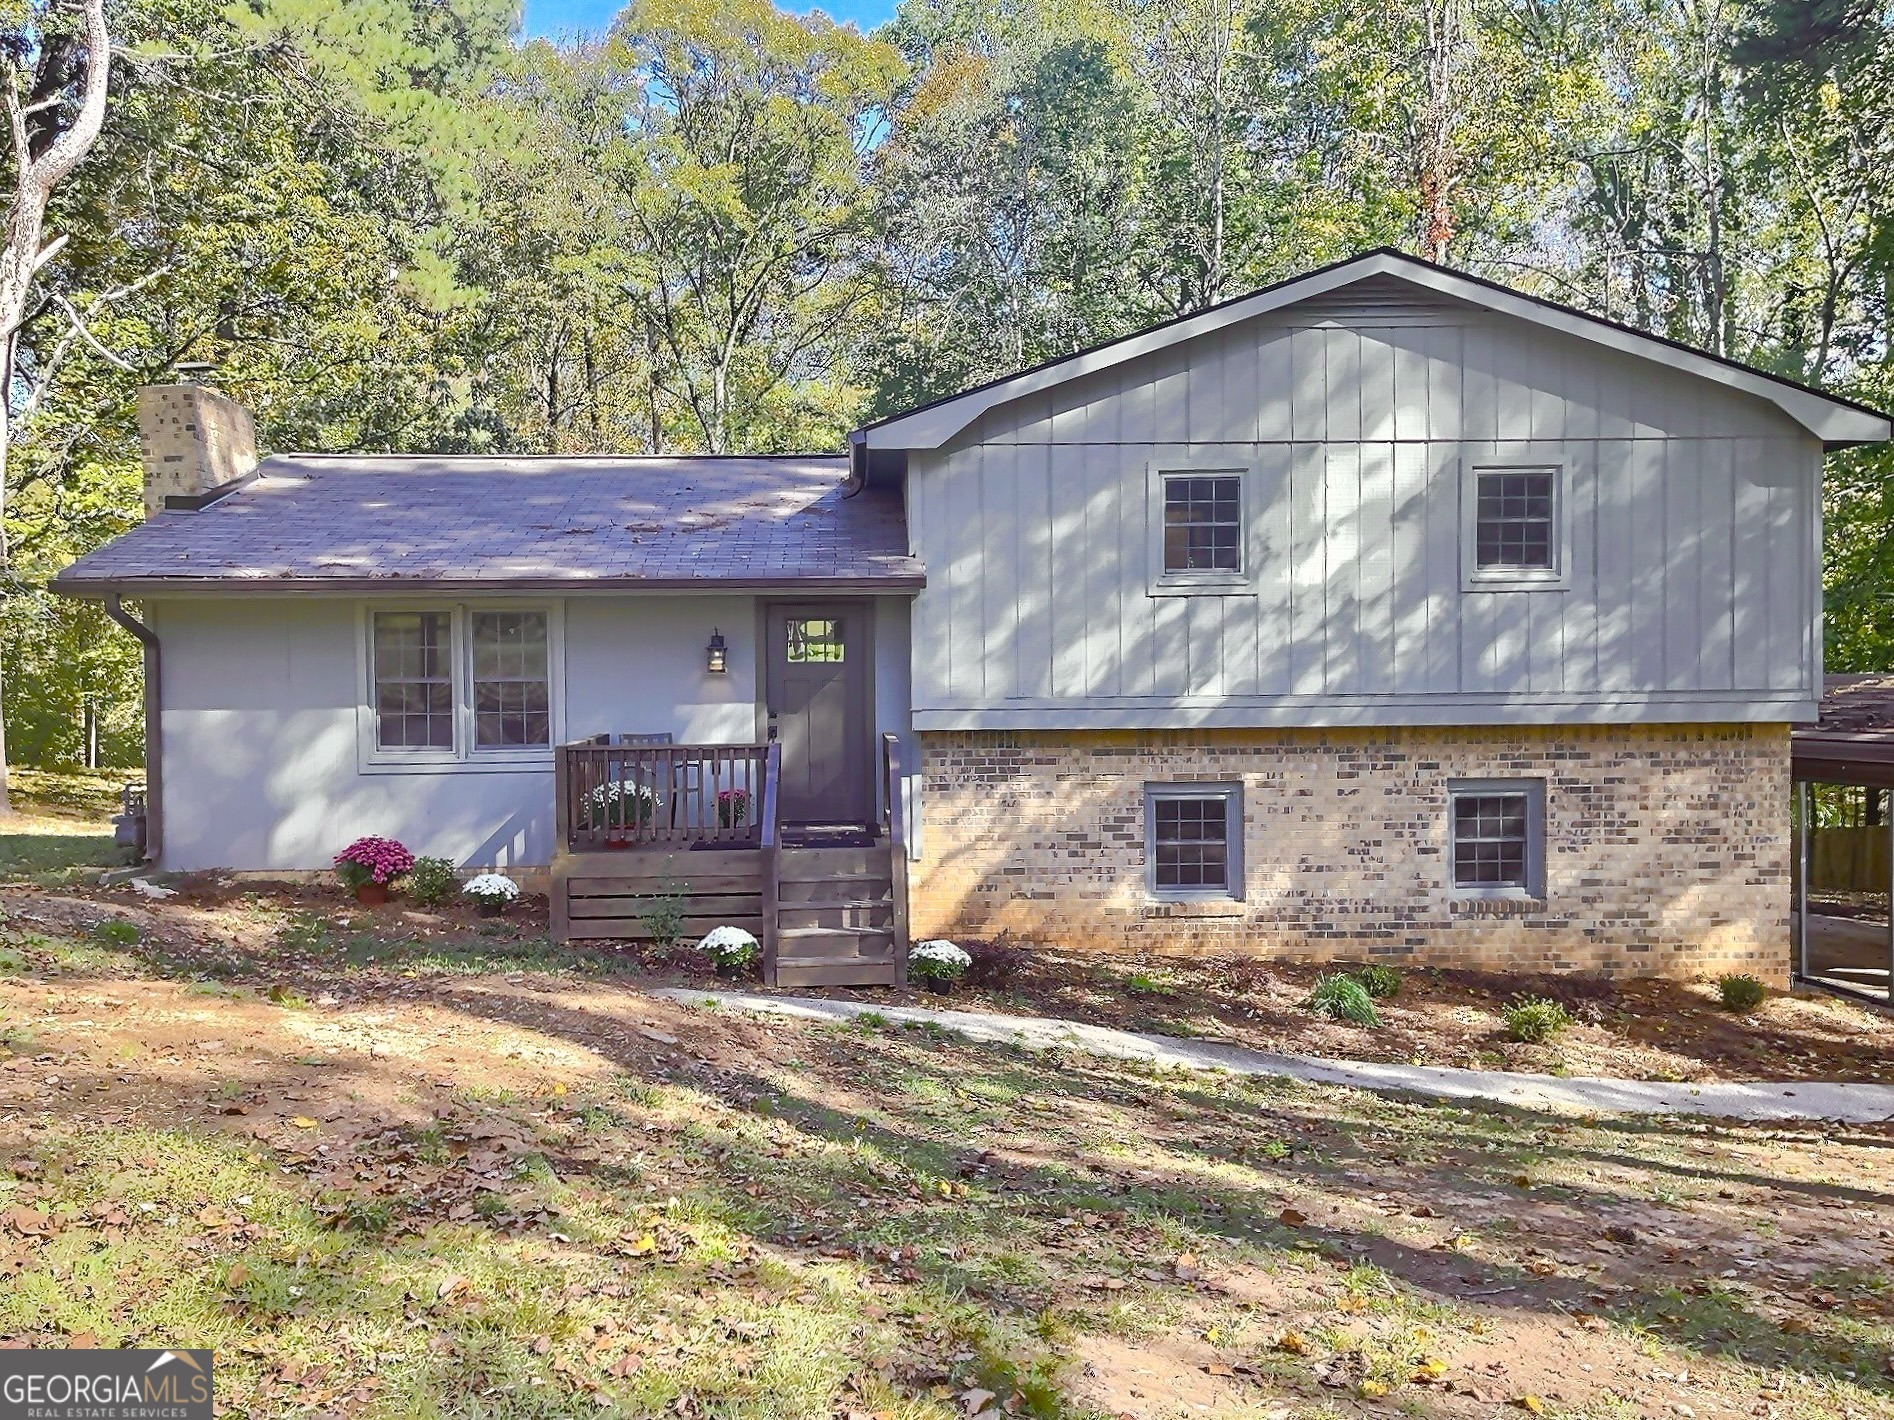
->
[54,454,921,591]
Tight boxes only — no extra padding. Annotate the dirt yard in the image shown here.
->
[4,881,1894,1418]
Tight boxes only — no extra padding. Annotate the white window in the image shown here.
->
[363,604,560,770]
[1147,463,1255,596]
[471,611,551,747]
[372,610,454,750]
[1462,463,1569,590]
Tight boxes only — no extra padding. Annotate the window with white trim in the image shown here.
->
[365,604,558,765]
[1162,474,1242,573]
[1462,463,1567,590]
[472,611,551,747]
[1148,465,1253,596]
[373,611,454,750]
[1146,783,1243,899]
[1447,778,1545,898]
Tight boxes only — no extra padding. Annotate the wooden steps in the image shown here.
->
[767,842,902,987]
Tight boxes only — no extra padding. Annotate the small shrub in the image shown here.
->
[91,919,141,946]
[639,882,686,948]
[1354,964,1402,1000]
[1125,972,1176,998]
[407,856,458,905]
[964,937,1028,990]
[1503,995,1572,1044]
[1717,974,1767,1014]
[1307,973,1379,1027]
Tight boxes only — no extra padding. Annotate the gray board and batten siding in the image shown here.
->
[902,277,1827,730]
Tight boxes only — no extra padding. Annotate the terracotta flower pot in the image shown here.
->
[354,881,389,907]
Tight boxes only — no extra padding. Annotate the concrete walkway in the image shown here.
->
[654,987,1894,1124]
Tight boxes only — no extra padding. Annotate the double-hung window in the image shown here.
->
[1447,778,1545,898]
[368,605,557,765]
[1463,464,1567,589]
[1146,784,1243,900]
[1150,466,1251,594]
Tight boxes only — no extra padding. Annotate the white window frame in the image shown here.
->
[1147,462,1257,597]
[357,601,564,774]
[1446,777,1546,901]
[1461,462,1571,591]
[1145,782,1245,901]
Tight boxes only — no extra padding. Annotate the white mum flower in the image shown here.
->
[912,939,971,968]
[699,925,759,963]
[462,873,520,902]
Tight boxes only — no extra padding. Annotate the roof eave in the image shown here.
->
[50,573,927,598]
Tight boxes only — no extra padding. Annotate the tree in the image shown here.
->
[593,0,904,453]
[0,0,112,813]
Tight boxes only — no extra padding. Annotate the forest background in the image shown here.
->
[1,0,1885,779]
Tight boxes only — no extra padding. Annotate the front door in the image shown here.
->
[766,603,872,825]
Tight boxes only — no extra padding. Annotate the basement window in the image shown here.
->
[1146,784,1243,900]
[1447,778,1545,899]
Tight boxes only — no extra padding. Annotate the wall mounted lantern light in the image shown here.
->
[706,628,728,675]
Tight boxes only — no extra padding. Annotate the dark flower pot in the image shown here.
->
[920,975,951,996]
[477,901,504,918]
[354,882,389,907]
[714,960,748,980]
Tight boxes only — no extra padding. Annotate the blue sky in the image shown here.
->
[521,0,899,40]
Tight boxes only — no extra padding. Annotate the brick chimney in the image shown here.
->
[138,376,259,515]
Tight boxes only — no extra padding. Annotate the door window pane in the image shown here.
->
[786,618,844,663]
[472,611,550,746]
[373,611,453,749]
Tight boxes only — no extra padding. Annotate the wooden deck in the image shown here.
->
[550,735,910,986]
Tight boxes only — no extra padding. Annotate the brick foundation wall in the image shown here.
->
[909,724,1791,982]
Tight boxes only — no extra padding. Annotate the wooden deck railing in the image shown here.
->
[556,740,771,852]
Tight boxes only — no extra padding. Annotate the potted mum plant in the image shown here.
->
[334,836,414,906]
[462,872,520,918]
[699,925,759,980]
[583,781,658,849]
[909,939,971,995]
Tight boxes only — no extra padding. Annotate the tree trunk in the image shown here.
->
[0,0,114,815]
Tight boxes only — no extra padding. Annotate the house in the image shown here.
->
[53,249,1892,987]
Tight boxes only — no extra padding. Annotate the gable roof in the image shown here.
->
[859,248,1892,452]
[52,454,921,594]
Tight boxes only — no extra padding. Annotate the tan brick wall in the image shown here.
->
[910,724,1790,983]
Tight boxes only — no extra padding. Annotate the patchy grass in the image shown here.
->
[8,766,136,820]
[0,768,135,885]
[2,889,1894,1418]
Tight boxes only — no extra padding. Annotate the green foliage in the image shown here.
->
[1307,973,1379,1028]
[1354,964,1402,1000]
[11,0,1894,777]
[1718,974,1768,1014]
[1503,996,1572,1044]
[407,856,459,907]
[91,919,141,946]
[639,883,687,949]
